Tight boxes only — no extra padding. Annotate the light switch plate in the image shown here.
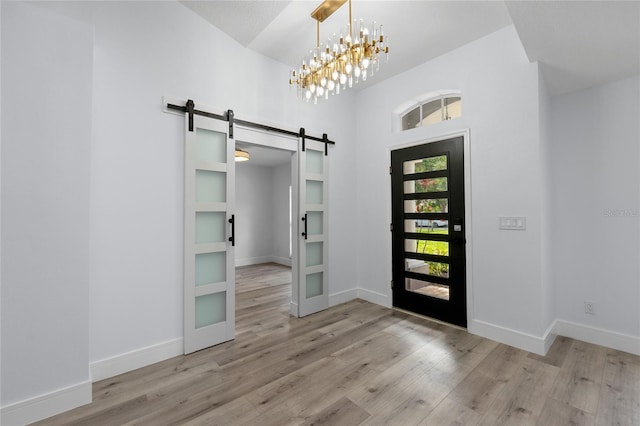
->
[499,216,526,230]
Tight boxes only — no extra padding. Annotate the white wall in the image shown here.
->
[355,26,550,349]
[236,164,275,265]
[235,162,291,266]
[1,0,358,421]
[81,1,355,365]
[1,0,93,417]
[272,162,293,264]
[551,76,640,345]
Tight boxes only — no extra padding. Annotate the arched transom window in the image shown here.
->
[400,95,462,131]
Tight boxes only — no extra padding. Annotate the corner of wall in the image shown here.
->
[329,288,358,307]
[356,288,391,308]
[537,62,556,336]
[468,318,552,356]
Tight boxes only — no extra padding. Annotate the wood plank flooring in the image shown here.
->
[34,263,640,425]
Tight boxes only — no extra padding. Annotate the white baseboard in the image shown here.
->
[555,319,640,356]
[357,288,391,308]
[235,256,272,267]
[329,288,358,307]
[468,319,551,355]
[235,256,292,267]
[270,256,292,267]
[352,291,559,356]
[0,380,91,426]
[290,301,299,317]
[347,290,639,357]
[90,338,183,382]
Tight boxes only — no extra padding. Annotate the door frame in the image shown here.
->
[233,125,300,317]
[388,129,473,325]
[165,96,331,325]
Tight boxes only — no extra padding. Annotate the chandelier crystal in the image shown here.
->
[289,0,389,104]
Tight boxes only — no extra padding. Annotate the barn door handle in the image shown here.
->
[228,214,235,246]
[301,213,308,240]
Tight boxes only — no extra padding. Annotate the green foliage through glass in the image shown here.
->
[413,155,447,173]
[415,240,449,256]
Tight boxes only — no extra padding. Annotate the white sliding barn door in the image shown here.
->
[184,115,235,354]
[298,139,329,316]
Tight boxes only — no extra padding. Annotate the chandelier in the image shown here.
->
[289,0,389,103]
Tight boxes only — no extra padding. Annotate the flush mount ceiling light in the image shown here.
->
[234,148,250,162]
[289,0,389,104]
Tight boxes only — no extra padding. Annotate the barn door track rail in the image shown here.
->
[167,99,335,155]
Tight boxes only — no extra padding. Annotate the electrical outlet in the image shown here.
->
[584,301,596,315]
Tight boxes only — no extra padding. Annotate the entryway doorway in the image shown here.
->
[391,136,467,327]
[234,142,293,269]
[234,141,294,323]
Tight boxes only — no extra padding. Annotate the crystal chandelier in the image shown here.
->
[289,0,389,103]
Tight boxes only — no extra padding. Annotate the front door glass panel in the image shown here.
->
[405,278,450,301]
[403,155,447,173]
[404,258,450,278]
[404,178,448,193]
[404,239,449,256]
[404,199,449,213]
[405,219,449,235]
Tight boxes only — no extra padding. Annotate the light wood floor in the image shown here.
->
[35,263,639,425]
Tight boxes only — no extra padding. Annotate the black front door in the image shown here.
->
[391,136,466,327]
